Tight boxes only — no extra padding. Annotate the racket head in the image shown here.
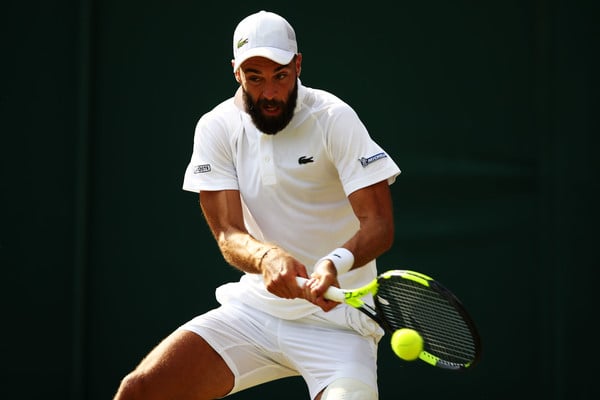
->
[374,270,482,370]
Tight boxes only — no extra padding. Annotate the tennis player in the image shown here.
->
[113,10,400,400]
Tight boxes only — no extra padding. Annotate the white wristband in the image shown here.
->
[318,248,354,275]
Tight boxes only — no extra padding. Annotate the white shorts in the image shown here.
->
[178,300,383,399]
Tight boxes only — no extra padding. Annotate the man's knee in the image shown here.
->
[321,378,378,400]
[114,372,145,400]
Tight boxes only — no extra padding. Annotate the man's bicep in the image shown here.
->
[347,181,394,222]
[199,190,247,239]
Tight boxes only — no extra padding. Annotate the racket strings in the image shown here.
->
[377,278,478,366]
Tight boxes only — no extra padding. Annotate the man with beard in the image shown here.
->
[114,10,400,400]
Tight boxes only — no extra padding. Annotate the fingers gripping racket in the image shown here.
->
[296,270,482,370]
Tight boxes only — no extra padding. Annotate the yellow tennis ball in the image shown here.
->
[391,328,423,361]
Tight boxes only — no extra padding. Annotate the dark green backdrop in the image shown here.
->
[1,1,598,399]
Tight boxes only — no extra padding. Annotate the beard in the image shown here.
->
[243,81,298,135]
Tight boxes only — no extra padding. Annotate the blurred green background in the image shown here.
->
[1,1,598,399]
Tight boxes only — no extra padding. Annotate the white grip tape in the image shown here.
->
[295,277,346,302]
[318,247,354,275]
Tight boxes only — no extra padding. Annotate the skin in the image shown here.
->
[113,55,395,400]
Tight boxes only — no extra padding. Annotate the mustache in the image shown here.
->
[256,98,284,109]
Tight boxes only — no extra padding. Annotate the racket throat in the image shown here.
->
[358,303,389,332]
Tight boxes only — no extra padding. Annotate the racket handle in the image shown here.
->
[295,277,346,302]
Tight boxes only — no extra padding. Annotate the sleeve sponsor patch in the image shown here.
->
[193,164,211,174]
[359,152,387,167]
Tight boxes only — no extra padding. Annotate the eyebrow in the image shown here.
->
[243,63,290,75]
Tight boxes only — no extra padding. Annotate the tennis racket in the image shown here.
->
[296,269,481,370]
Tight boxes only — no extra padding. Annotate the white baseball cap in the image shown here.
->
[232,11,298,71]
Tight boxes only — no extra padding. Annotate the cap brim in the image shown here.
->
[233,47,295,71]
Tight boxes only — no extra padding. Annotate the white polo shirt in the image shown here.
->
[183,81,401,319]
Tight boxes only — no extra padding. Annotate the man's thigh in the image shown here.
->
[130,329,234,399]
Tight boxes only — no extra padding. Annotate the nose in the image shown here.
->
[262,80,278,100]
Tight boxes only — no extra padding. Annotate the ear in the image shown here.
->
[232,59,242,83]
[295,53,303,77]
